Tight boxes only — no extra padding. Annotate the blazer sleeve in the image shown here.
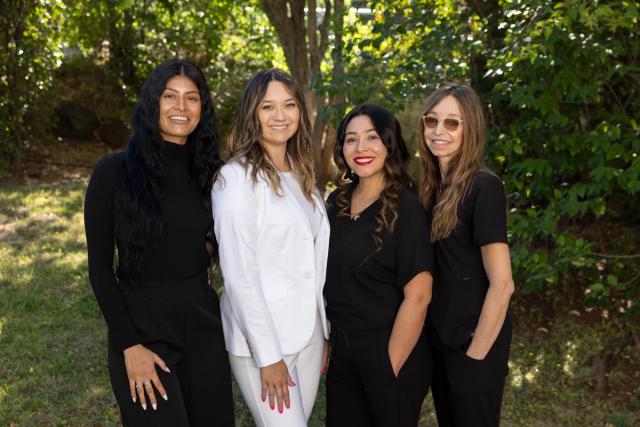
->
[211,165,283,367]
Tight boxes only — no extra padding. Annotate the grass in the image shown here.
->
[0,179,638,426]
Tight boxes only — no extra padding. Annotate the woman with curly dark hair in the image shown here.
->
[323,104,434,426]
[84,59,234,426]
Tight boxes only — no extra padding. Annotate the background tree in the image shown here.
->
[0,0,65,168]
[347,0,640,394]
[259,0,344,183]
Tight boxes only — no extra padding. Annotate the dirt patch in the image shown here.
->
[1,138,115,186]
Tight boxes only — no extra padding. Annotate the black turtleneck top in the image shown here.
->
[84,141,211,352]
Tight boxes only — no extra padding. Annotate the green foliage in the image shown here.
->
[61,0,280,138]
[0,0,66,168]
[324,0,639,338]
[481,1,640,326]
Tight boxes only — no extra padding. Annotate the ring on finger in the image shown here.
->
[143,379,151,386]
[135,383,143,389]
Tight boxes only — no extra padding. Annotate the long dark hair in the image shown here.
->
[114,59,222,281]
[333,104,413,253]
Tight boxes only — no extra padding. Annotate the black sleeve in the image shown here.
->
[84,154,141,352]
[471,172,508,246]
[395,191,434,288]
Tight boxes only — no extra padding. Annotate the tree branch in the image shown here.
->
[308,0,320,77]
[260,0,297,76]
[590,252,640,259]
[318,0,332,61]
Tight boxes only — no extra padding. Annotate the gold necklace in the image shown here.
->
[352,185,380,221]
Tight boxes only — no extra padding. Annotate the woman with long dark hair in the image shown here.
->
[211,68,330,426]
[84,59,234,426]
[324,104,434,426]
[418,84,514,426]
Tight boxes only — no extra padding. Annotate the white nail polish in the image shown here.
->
[133,396,136,403]
[142,403,147,411]
[152,403,157,410]
[163,394,168,401]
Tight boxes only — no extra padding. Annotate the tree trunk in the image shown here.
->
[591,350,608,395]
[260,0,337,186]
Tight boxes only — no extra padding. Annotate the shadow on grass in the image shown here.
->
[1,181,638,426]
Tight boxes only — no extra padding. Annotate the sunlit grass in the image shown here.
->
[0,179,638,426]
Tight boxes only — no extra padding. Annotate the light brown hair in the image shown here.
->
[418,84,491,240]
[226,68,315,200]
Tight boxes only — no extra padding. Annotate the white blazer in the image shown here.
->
[211,161,330,368]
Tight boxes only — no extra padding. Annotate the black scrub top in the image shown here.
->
[324,186,434,330]
[428,170,512,352]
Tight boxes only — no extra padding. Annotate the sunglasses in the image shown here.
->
[422,115,464,132]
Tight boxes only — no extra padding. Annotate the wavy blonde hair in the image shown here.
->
[418,84,490,241]
[226,68,315,200]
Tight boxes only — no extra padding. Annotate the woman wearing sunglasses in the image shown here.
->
[418,84,515,427]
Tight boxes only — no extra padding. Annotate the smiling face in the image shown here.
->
[342,115,388,181]
[158,75,201,145]
[258,81,300,152]
[423,95,464,171]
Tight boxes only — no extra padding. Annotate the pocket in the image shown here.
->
[382,339,401,382]
[446,350,484,394]
[262,282,288,303]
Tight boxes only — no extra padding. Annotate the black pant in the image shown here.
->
[429,329,510,427]
[325,327,432,427]
[108,273,234,427]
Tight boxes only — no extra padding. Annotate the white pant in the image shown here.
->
[229,311,325,427]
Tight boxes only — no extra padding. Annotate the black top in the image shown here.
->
[428,170,511,351]
[84,141,211,352]
[324,186,434,330]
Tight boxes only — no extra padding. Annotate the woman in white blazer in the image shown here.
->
[211,69,330,427]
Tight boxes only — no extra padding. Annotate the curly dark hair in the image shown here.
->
[114,59,222,281]
[333,104,413,254]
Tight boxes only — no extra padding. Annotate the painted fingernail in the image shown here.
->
[279,407,283,413]
[262,395,266,402]
[142,403,147,411]
[321,367,326,374]
[165,366,171,373]
[286,402,290,409]
[152,403,157,410]
[163,394,168,401]
[270,404,275,410]
[133,396,136,403]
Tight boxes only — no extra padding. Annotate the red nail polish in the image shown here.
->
[286,402,290,409]
[262,395,266,402]
[321,367,326,374]
[270,404,274,410]
[279,407,283,413]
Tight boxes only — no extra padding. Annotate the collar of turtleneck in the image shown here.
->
[162,140,189,158]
